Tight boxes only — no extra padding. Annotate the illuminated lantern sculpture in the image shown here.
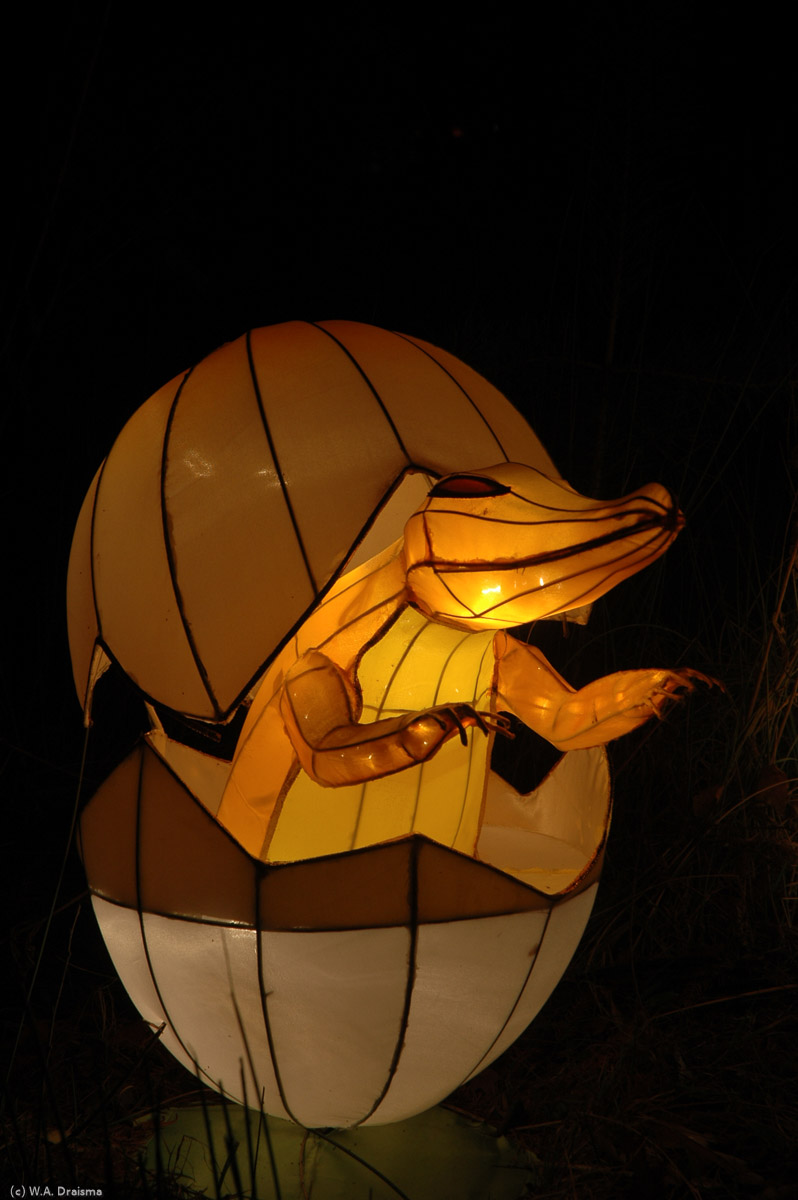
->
[68,321,710,1128]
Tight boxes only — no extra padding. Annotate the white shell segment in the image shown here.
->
[91,893,596,1128]
[369,909,550,1124]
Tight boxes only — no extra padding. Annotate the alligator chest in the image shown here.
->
[265,606,498,862]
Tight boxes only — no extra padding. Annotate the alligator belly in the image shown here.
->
[266,609,497,862]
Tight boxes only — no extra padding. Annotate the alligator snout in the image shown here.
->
[404,465,685,629]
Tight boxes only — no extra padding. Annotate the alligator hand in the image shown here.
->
[493,633,720,751]
[633,668,721,719]
[548,667,721,748]
[401,705,513,757]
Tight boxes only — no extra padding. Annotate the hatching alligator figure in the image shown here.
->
[219,462,714,863]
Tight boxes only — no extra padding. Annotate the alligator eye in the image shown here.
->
[428,474,512,499]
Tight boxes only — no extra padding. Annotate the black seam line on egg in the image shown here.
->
[163,465,423,723]
[133,747,222,1096]
[227,974,273,1136]
[91,893,258,929]
[390,328,512,463]
[310,320,413,462]
[246,329,318,596]
[255,877,302,1125]
[90,889,560,931]
[415,513,672,572]
[354,836,420,1126]
[87,461,106,674]
[160,367,224,718]
[231,467,432,716]
[461,905,554,1087]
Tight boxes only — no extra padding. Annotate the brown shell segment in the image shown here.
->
[67,320,559,720]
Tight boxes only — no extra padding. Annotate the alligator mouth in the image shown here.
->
[416,505,683,575]
[405,472,684,629]
[406,500,683,628]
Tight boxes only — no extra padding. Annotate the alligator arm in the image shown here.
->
[280,648,502,787]
[493,631,714,750]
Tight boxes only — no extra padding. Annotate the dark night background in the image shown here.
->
[3,5,797,1196]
